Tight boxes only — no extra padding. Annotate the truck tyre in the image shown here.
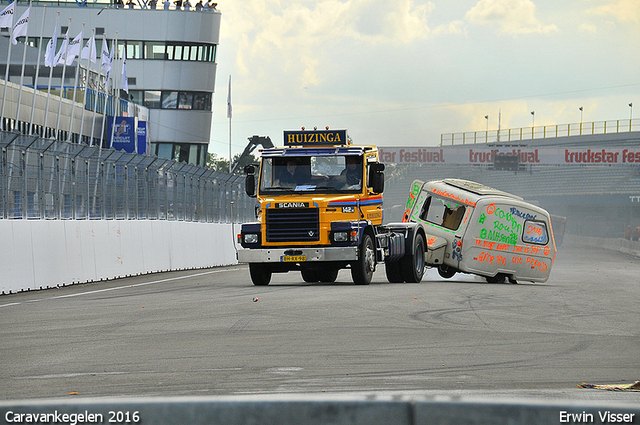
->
[352,233,375,285]
[385,260,404,283]
[319,268,339,283]
[302,268,339,283]
[301,269,319,283]
[249,263,272,286]
[401,233,425,283]
[437,265,457,279]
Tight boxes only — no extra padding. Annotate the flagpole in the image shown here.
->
[109,32,119,149]
[15,1,32,133]
[90,33,108,146]
[227,74,231,173]
[67,23,84,142]
[89,66,101,146]
[0,2,15,131]
[79,28,95,144]
[100,36,114,149]
[43,11,59,139]
[55,18,72,140]
[28,4,46,135]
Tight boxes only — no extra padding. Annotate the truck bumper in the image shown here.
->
[237,246,358,263]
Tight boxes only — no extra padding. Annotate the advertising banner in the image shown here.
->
[378,146,640,166]
[107,116,136,153]
[137,121,149,155]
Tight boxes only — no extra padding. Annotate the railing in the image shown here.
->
[29,0,221,11]
[441,118,640,146]
[0,130,254,223]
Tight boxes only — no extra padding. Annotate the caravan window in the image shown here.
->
[419,195,466,231]
[523,220,549,245]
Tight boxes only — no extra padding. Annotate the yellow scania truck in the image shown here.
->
[236,128,426,286]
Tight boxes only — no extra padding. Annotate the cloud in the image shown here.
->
[224,0,438,97]
[464,0,558,35]
[585,0,640,25]
[578,22,598,33]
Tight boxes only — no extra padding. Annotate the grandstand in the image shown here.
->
[382,131,640,240]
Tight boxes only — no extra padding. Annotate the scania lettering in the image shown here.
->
[237,128,426,285]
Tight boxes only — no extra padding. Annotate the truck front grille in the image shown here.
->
[266,208,320,242]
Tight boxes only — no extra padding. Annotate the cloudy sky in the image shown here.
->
[208,0,639,158]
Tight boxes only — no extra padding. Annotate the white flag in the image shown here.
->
[0,2,14,29]
[44,18,58,67]
[62,30,82,66]
[100,34,111,73]
[54,29,69,66]
[226,75,232,119]
[11,6,29,45]
[81,33,96,63]
[121,58,128,93]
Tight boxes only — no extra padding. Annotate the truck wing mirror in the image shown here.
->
[368,163,385,194]
[245,175,256,197]
[245,164,257,197]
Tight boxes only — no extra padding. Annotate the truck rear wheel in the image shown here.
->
[301,268,339,283]
[352,233,375,285]
[249,263,272,286]
[401,233,425,283]
[384,260,404,283]
[301,269,318,283]
[320,268,339,283]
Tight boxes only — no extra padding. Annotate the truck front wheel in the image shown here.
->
[352,233,375,285]
[249,263,272,286]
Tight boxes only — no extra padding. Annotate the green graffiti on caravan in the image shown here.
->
[405,182,421,210]
[479,228,518,245]
[493,206,522,234]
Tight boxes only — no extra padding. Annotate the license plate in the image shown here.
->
[281,255,306,262]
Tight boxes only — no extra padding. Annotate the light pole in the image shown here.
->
[485,115,489,142]
[531,111,535,137]
[630,103,633,131]
[579,106,583,134]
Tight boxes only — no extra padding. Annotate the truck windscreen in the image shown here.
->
[259,155,363,194]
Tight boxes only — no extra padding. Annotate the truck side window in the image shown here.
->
[523,220,549,245]
[419,195,466,231]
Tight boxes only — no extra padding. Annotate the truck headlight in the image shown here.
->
[244,233,259,244]
[333,232,348,242]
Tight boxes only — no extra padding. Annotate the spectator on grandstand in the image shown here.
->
[625,225,632,240]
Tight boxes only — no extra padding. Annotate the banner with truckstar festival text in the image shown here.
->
[378,147,640,165]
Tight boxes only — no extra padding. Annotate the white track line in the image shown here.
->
[0,268,243,308]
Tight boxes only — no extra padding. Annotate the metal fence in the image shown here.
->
[0,130,255,223]
[441,118,640,145]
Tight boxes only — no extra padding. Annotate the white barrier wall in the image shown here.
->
[0,220,238,294]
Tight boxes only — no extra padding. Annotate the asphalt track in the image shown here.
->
[1,242,639,402]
